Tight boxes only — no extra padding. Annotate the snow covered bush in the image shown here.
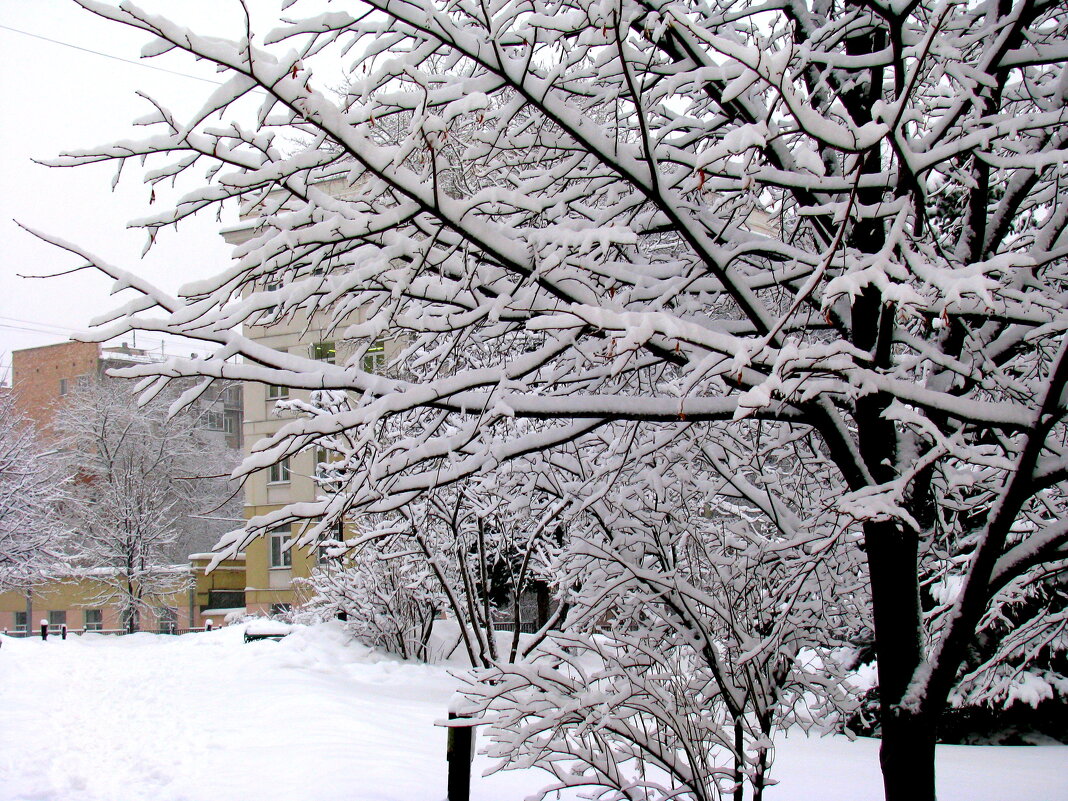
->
[36,0,1068,799]
[306,538,442,661]
[307,464,568,667]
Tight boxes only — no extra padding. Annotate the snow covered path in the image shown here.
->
[1,624,1065,801]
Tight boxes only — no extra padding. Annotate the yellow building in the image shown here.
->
[190,552,248,623]
[0,554,251,635]
[0,569,195,635]
[224,186,393,617]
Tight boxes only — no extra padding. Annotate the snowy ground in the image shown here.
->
[1,624,1064,801]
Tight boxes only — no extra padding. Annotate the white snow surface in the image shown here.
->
[0,623,1064,801]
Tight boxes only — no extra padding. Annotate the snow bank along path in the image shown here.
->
[1,623,1065,801]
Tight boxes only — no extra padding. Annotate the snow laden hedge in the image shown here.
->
[31,0,1068,800]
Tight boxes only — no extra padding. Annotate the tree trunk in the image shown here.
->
[880,710,936,801]
[732,720,745,801]
[865,520,932,801]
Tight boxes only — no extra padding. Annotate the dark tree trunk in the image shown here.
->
[880,710,937,801]
[865,519,932,801]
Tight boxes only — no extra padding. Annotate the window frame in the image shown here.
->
[266,384,289,401]
[363,337,387,373]
[311,341,336,364]
[267,457,291,485]
[269,528,293,569]
[83,609,103,631]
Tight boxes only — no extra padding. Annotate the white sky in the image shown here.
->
[0,0,286,381]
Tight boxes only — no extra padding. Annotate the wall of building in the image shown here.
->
[0,573,196,634]
[10,340,100,436]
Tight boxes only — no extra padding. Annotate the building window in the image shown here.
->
[270,528,293,569]
[83,609,103,631]
[14,611,27,632]
[158,607,178,634]
[204,409,224,431]
[48,610,67,628]
[313,447,330,477]
[59,378,69,396]
[363,338,387,373]
[207,590,245,610]
[223,412,239,435]
[311,341,335,363]
[266,384,289,401]
[268,458,291,484]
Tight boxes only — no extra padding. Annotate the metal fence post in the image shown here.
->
[61,624,67,640]
[205,619,213,632]
[40,620,48,641]
[446,710,475,801]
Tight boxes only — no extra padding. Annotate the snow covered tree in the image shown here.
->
[52,378,239,631]
[457,422,866,801]
[0,392,65,591]
[305,450,569,667]
[36,0,1068,798]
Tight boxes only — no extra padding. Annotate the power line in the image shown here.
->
[0,22,226,86]
[0,315,217,357]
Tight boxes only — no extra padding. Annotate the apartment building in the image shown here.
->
[0,555,248,635]
[225,183,399,617]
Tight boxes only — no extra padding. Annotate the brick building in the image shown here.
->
[10,340,100,436]
[11,340,243,449]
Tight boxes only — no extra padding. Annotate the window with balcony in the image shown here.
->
[207,590,245,610]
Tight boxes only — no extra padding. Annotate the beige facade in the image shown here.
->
[0,571,195,635]
[237,314,353,616]
[227,197,395,616]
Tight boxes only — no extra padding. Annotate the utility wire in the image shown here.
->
[0,22,226,86]
[0,315,216,356]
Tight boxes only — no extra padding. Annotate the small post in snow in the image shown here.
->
[446,696,476,801]
[61,624,67,640]
[205,619,213,632]
[40,620,48,641]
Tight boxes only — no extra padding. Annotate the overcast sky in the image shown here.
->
[0,0,285,381]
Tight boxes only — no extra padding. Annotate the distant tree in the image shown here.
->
[0,392,64,591]
[36,0,1068,799]
[52,379,238,631]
